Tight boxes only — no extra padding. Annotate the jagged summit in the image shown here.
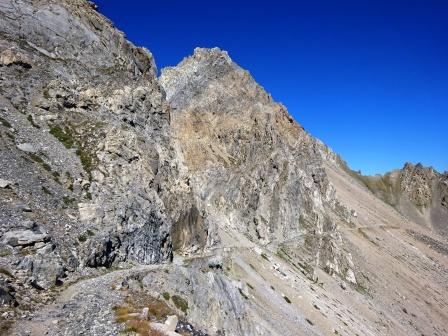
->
[160,47,275,114]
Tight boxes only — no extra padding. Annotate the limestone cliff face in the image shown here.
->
[160,48,355,277]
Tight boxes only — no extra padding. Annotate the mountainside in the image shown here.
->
[0,1,447,336]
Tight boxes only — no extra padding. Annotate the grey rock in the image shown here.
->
[0,280,17,306]
[0,178,13,188]
[16,143,37,153]
[2,229,49,247]
[30,255,65,289]
[14,204,32,212]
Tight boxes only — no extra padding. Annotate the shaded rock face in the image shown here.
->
[171,206,207,252]
[160,48,353,275]
[0,0,190,307]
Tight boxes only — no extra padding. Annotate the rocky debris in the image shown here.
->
[176,320,209,336]
[0,0,186,317]
[83,234,120,268]
[400,163,435,208]
[29,255,66,290]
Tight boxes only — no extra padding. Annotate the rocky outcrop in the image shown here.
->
[342,162,448,235]
[160,47,355,278]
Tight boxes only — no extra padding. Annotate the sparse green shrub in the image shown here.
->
[171,294,188,313]
[28,153,44,164]
[0,249,11,257]
[77,234,87,242]
[27,115,40,128]
[261,252,269,261]
[0,116,12,128]
[76,148,93,180]
[42,186,52,195]
[162,292,170,300]
[63,196,74,206]
[49,125,74,149]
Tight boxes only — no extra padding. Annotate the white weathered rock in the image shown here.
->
[164,315,178,332]
[16,143,37,153]
[2,230,49,247]
[0,179,12,188]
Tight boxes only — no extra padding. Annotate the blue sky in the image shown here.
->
[95,0,448,175]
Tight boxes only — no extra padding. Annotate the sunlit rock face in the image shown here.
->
[160,47,353,274]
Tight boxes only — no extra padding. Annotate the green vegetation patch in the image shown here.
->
[49,125,75,149]
[162,292,170,300]
[49,122,98,181]
[27,115,40,129]
[42,186,52,195]
[77,234,87,242]
[76,148,93,179]
[0,116,11,128]
[171,294,188,313]
[261,252,269,261]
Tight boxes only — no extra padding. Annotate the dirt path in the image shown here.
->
[12,265,161,336]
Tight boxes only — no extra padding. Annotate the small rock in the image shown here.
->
[141,307,149,320]
[0,49,32,68]
[2,230,49,246]
[21,220,36,229]
[17,143,37,153]
[15,204,32,212]
[165,315,178,332]
[34,242,45,249]
[0,179,12,188]
[208,255,223,269]
[340,282,347,290]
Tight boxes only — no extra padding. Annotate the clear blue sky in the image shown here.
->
[95,0,448,175]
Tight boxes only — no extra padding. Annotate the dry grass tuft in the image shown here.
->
[113,291,176,335]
